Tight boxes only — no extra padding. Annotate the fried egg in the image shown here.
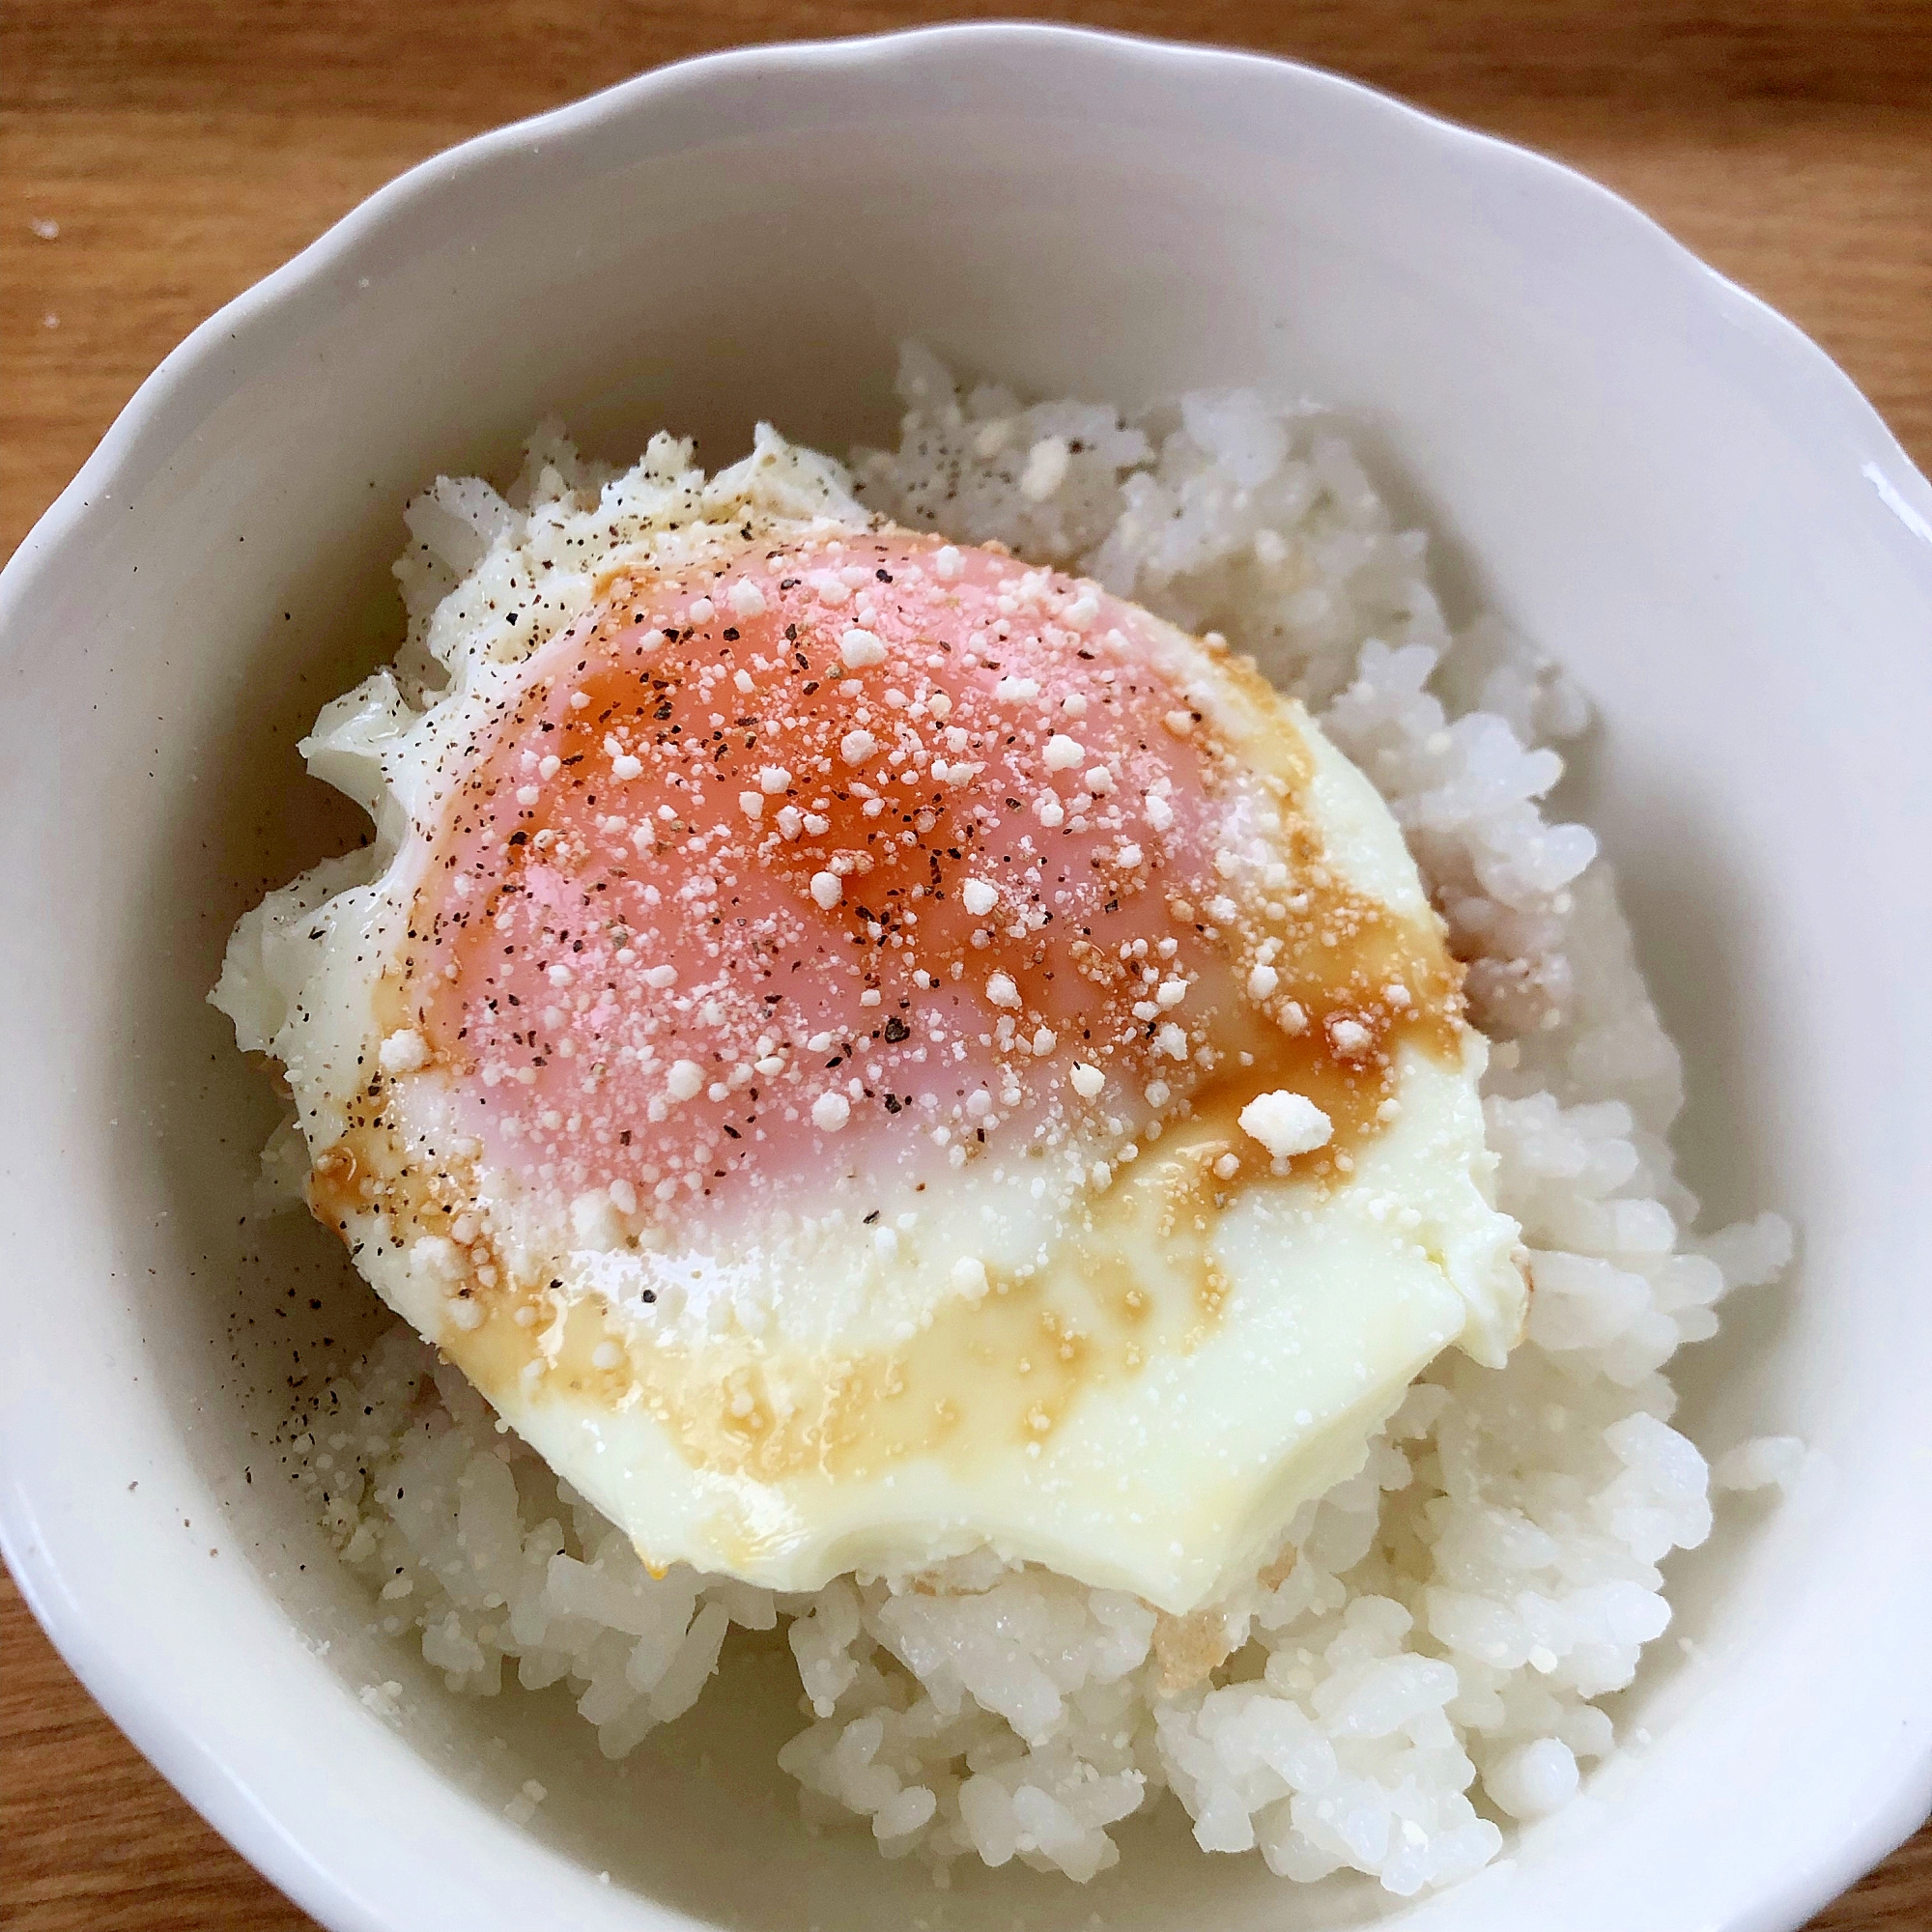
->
[216,432,1524,1614]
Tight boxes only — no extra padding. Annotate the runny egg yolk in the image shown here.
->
[409,532,1459,1218]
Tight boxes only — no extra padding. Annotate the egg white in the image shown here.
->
[215,430,1523,1614]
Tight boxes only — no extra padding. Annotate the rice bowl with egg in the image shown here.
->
[216,345,1794,1893]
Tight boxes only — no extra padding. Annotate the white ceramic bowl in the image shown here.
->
[3,24,1929,1932]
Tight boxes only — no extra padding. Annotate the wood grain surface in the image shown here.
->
[3,4,1927,1927]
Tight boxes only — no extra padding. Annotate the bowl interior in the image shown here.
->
[5,30,1931,1932]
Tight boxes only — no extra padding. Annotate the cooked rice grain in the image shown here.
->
[285,348,1791,1892]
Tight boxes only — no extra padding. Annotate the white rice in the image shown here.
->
[283,345,1792,1894]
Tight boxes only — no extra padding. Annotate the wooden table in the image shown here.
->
[2,4,1927,1925]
